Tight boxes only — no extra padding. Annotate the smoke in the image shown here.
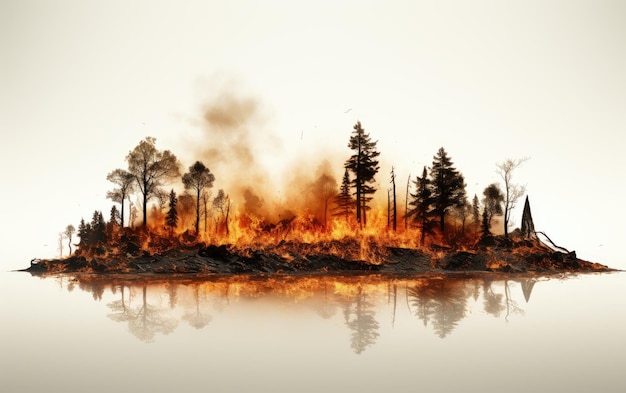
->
[185,77,272,217]
[190,76,344,224]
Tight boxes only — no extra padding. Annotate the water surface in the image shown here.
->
[1,270,625,392]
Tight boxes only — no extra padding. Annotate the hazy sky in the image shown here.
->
[1,0,625,268]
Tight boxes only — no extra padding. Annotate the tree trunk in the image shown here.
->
[142,193,148,228]
[120,197,125,228]
[392,173,397,232]
[195,188,201,235]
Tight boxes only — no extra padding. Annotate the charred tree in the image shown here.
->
[405,174,410,231]
[390,167,397,231]
[520,196,536,239]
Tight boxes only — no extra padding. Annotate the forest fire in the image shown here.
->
[27,91,613,276]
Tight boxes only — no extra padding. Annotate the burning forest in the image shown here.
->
[26,93,612,276]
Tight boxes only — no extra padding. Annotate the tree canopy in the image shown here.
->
[182,161,215,235]
[126,137,180,228]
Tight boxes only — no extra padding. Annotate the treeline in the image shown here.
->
[59,123,526,257]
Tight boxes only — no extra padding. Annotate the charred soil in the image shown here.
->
[23,234,612,276]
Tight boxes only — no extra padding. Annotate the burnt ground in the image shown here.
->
[22,236,613,276]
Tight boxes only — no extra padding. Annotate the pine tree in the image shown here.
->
[429,147,466,233]
[407,166,435,246]
[334,168,355,223]
[481,207,491,237]
[77,218,90,252]
[109,205,121,226]
[165,189,178,232]
[344,121,380,227]
[472,194,480,227]
[90,210,106,246]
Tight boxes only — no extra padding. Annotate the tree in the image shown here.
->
[182,161,215,235]
[481,207,491,237]
[389,167,397,231]
[64,224,75,256]
[482,183,504,231]
[165,189,178,232]
[454,196,470,235]
[109,205,121,226]
[333,168,354,223]
[471,194,480,227]
[212,189,231,235]
[107,205,121,241]
[77,218,90,251]
[497,157,528,238]
[201,190,211,234]
[429,147,466,233]
[312,172,337,230]
[126,137,181,228]
[404,174,410,230]
[407,166,435,246]
[106,169,135,227]
[344,121,380,227]
[90,210,106,246]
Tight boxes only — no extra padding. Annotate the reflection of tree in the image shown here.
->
[166,283,178,309]
[343,287,380,354]
[407,280,437,328]
[481,279,526,321]
[107,285,133,324]
[313,283,337,320]
[482,280,505,318]
[182,285,212,330]
[503,280,525,321]
[407,279,468,338]
[520,279,536,303]
[79,280,105,301]
[127,286,178,342]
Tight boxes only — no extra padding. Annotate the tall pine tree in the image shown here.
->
[429,147,466,233]
[344,121,380,227]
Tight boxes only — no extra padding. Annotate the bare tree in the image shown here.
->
[390,167,397,231]
[404,174,410,230]
[106,169,135,227]
[64,224,75,256]
[311,172,337,230]
[212,189,231,236]
[497,157,529,238]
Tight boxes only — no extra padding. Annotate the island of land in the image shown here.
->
[23,232,612,277]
